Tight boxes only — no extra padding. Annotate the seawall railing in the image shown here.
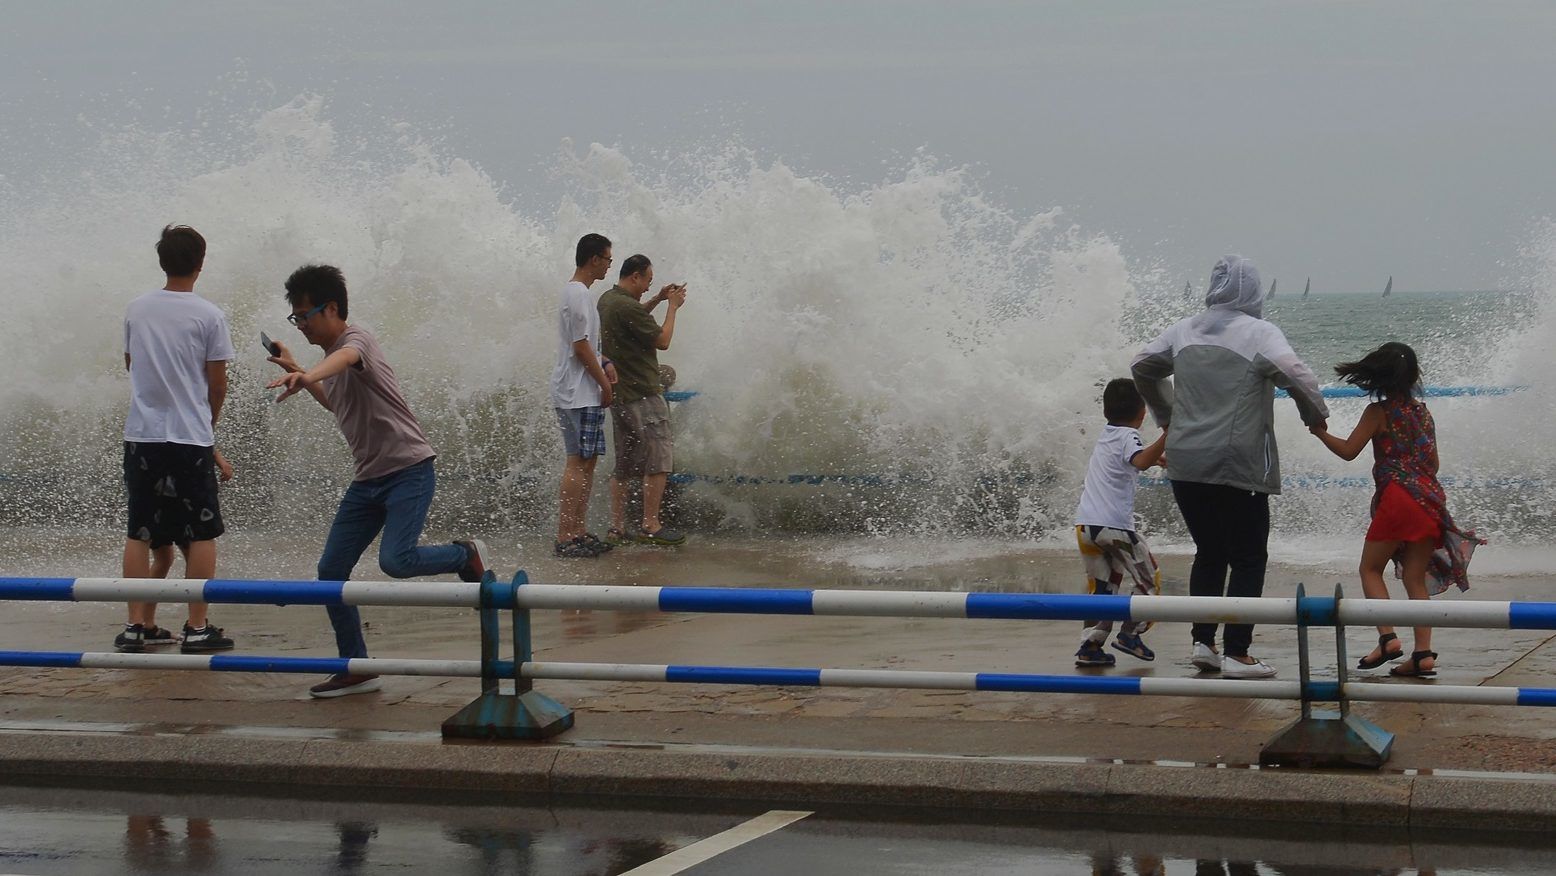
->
[2,573,1553,767]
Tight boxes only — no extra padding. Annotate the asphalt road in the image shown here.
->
[2,783,1554,875]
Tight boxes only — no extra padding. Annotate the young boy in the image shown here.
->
[1073,378,1167,667]
[266,264,488,698]
[117,224,236,655]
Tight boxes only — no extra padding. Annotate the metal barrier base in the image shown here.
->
[441,690,574,741]
[1258,710,1394,769]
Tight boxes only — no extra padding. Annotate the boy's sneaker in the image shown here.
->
[113,623,145,653]
[180,623,234,654]
[1222,656,1278,679]
[143,625,179,648]
[1190,642,1222,673]
[309,674,382,699]
[1075,641,1116,667]
[454,539,489,582]
[1112,632,1155,662]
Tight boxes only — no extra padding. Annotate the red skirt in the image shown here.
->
[1366,481,1441,543]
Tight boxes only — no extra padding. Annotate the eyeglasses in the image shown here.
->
[287,303,328,326]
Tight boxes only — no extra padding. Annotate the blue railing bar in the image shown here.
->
[1277,384,1527,399]
[509,585,1556,631]
[518,661,1549,707]
[5,579,1549,632]
[0,577,511,609]
[669,473,1543,489]
[668,386,1525,404]
[0,651,483,676]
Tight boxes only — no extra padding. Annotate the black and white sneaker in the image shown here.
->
[454,538,489,582]
[180,623,234,654]
[114,623,145,653]
[309,673,382,699]
[142,625,179,648]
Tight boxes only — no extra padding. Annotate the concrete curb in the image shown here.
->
[2,733,1554,831]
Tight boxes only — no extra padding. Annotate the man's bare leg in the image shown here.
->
[182,540,215,629]
[610,476,632,534]
[642,472,667,533]
[121,538,155,627]
[557,455,597,543]
[141,544,176,631]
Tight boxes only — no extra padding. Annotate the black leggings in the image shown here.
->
[1170,480,1271,658]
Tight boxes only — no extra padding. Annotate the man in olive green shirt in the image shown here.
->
[598,254,687,546]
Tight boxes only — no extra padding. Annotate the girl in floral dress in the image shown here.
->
[1309,342,1485,678]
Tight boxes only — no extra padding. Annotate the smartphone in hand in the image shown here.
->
[260,331,280,356]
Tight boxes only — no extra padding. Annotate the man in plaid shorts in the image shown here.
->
[549,233,617,558]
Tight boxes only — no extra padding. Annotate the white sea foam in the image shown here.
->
[0,96,1551,560]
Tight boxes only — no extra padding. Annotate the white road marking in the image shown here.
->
[618,809,813,875]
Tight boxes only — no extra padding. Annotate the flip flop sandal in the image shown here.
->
[1357,632,1404,670]
[1389,650,1438,678]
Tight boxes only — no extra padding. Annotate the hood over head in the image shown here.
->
[1204,254,1263,318]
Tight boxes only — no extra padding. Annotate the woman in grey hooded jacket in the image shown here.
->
[1131,255,1328,679]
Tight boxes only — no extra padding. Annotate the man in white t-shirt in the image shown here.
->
[549,233,617,558]
[117,225,236,655]
[1072,379,1166,668]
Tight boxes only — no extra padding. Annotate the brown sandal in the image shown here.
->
[1389,650,1438,679]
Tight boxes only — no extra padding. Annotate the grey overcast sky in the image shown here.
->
[3,0,1554,292]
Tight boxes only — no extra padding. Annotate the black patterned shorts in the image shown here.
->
[124,442,225,548]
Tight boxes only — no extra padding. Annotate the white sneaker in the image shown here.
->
[1190,642,1222,673]
[1222,656,1277,679]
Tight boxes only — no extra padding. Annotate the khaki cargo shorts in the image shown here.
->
[612,394,674,478]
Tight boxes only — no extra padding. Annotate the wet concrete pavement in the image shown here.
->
[1,530,1555,824]
[4,783,1556,875]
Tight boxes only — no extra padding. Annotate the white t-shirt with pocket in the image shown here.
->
[549,280,603,409]
[123,289,234,446]
[1075,424,1146,532]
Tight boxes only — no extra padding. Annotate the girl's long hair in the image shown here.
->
[1334,342,1421,400]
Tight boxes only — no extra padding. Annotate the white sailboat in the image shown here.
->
[1268,278,1277,300]
[1302,277,1310,300]
[1383,276,1393,298]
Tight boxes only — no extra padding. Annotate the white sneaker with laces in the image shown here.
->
[1190,642,1222,673]
[1222,656,1277,679]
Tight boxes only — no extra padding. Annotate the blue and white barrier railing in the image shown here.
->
[508,584,1556,628]
[3,575,1555,760]
[510,661,1551,708]
[507,581,1556,765]
[0,577,498,607]
[0,573,554,740]
[0,652,483,677]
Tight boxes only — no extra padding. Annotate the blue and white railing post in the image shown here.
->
[440,569,574,740]
[1259,583,1394,768]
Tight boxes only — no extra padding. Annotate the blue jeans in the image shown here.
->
[317,458,468,659]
